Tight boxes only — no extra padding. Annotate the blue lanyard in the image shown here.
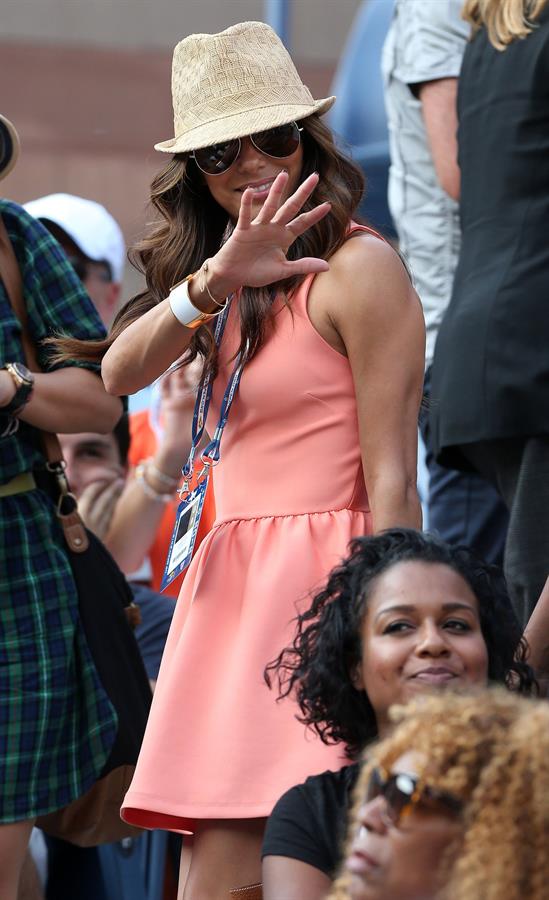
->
[181,296,246,495]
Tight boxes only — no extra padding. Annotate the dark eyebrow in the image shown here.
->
[77,440,111,453]
[374,602,477,624]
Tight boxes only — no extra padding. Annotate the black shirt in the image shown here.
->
[261,763,359,877]
[431,7,549,468]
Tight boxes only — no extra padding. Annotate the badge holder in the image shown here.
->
[160,473,210,590]
[160,299,245,592]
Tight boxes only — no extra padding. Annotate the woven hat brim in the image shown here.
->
[154,96,335,154]
[0,115,20,181]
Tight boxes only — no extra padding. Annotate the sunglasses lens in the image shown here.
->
[193,123,300,175]
[385,773,417,823]
[366,767,384,802]
[367,768,417,824]
[251,122,301,158]
[194,139,240,175]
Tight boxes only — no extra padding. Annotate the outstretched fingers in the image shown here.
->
[286,202,332,240]
[253,170,289,223]
[236,186,256,230]
[283,256,330,277]
[272,172,321,226]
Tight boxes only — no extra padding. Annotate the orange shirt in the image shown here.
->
[129,410,215,597]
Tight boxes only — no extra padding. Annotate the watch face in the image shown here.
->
[10,362,33,385]
[2,362,35,414]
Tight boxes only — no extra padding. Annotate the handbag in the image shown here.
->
[0,214,152,846]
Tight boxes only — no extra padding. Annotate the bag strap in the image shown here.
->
[0,221,37,361]
[0,213,89,552]
[0,215,60,460]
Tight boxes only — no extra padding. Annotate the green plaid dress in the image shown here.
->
[0,200,117,822]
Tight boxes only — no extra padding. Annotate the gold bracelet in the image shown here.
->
[199,260,228,308]
[168,272,214,330]
[169,270,228,328]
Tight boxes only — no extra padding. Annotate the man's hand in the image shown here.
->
[78,475,125,540]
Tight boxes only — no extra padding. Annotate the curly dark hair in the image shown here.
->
[264,528,537,758]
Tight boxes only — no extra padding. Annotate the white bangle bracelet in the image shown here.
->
[146,457,179,489]
[169,273,214,330]
[169,271,230,329]
[135,462,172,503]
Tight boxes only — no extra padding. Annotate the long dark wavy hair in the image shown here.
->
[264,528,537,759]
[50,114,365,378]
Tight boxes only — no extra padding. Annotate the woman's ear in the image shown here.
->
[350,661,365,692]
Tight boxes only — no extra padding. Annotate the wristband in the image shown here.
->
[169,271,230,329]
[168,273,214,330]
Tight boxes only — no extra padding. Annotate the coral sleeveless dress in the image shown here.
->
[122,225,374,832]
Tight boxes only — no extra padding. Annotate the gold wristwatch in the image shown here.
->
[2,362,35,415]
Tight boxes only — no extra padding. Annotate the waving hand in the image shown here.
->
[211,171,331,293]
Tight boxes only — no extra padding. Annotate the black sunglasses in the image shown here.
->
[192,121,303,176]
[366,766,463,827]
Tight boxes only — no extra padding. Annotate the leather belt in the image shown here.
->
[0,471,36,497]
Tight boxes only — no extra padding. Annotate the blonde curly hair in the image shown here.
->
[330,689,549,900]
[463,0,548,49]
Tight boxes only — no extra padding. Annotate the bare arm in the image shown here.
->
[105,479,171,575]
[417,77,460,201]
[0,367,122,434]
[523,576,549,683]
[102,172,331,396]
[263,856,331,900]
[101,298,198,397]
[317,236,425,532]
[105,367,197,573]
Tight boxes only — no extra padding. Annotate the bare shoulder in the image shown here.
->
[330,233,412,300]
[310,232,419,328]
[306,233,422,355]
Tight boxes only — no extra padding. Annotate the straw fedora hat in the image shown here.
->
[155,21,335,154]
[0,115,20,181]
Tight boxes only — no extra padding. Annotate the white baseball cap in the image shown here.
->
[24,193,126,283]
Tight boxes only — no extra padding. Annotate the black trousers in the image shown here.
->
[461,436,549,626]
[421,369,508,567]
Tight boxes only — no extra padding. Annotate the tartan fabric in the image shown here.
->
[0,200,117,821]
[0,199,107,482]
[0,490,117,821]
